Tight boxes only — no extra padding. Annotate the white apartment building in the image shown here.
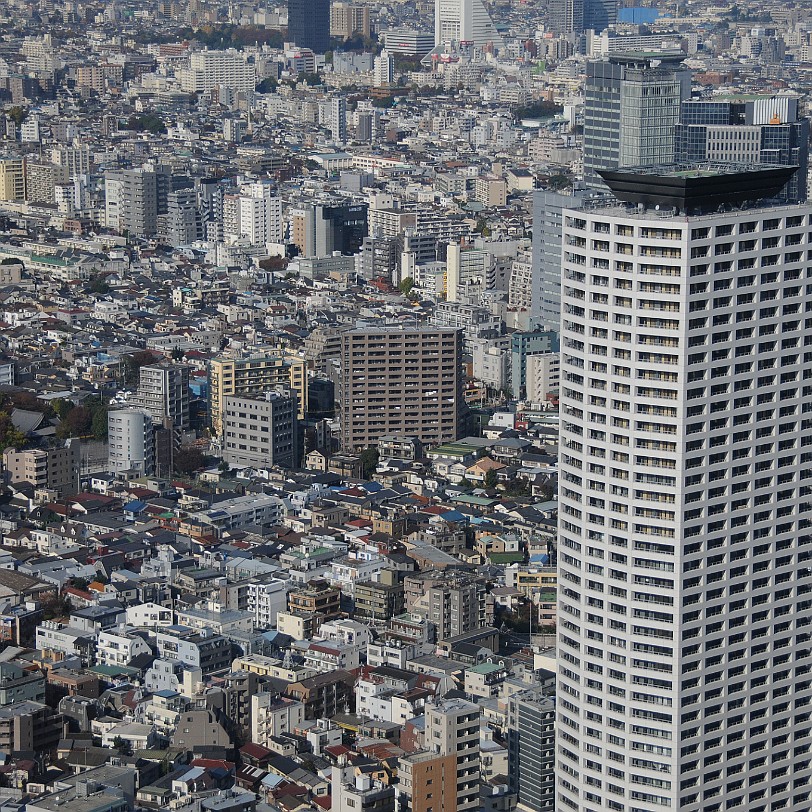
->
[557,164,812,812]
[178,49,256,93]
[246,580,288,628]
[97,627,152,668]
[108,408,154,476]
[434,0,503,46]
[526,352,561,404]
[251,693,305,748]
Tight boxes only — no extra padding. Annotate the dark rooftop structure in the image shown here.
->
[598,162,798,214]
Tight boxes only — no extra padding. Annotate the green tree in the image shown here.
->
[171,347,185,361]
[511,99,563,121]
[6,106,27,126]
[256,76,278,93]
[87,275,110,295]
[0,412,27,453]
[174,446,205,475]
[124,113,166,134]
[90,401,109,441]
[123,350,156,386]
[51,398,73,419]
[111,736,130,755]
[56,405,92,439]
[398,277,415,296]
[359,447,379,478]
[484,468,498,489]
[218,459,231,476]
[547,174,571,191]
[41,591,72,620]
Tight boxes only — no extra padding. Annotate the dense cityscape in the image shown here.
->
[0,0,809,810]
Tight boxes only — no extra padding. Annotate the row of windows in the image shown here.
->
[564,215,806,237]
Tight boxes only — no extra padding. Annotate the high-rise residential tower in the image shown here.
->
[398,699,481,812]
[288,0,331,53]
[583,52,691,187]
[208,354,307,436]
[338,327,467,451]
[131,362,190,433]
[434,0,503,47]
[507,687,555,812]
[557,162,812,811]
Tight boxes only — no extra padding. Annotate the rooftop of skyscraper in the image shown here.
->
[597,161,799,213]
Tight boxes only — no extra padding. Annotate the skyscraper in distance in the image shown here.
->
[583,0,617,32]
[556,161,812,811]
[435,0,503,47]
[549,0,616,35]
[288,0,330,53]
[582,51,691,186]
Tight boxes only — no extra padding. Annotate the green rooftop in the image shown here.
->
[470,662,505,674]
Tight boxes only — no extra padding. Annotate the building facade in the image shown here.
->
[338,327,467,452]
[557,165,812,810]
[3,439,80,497]
[288,0,330,53]
[208,354,307,436]
[108,409,155,476]
[507,688,554,812]
[434,0,503,47]
[222,389,298,469]
[675,95,809,202]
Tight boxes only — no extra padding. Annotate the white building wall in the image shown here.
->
[557,200,812,811]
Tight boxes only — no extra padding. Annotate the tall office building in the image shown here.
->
[548,0,583,35]
[507,687,555,812]
[676,95,809,202]
[557,162,812,811]
[583,52,691,186]
[338,327,467,451]
[434,0,503,47]
[291,202,368,258]
[288,0,330,53]
[108,409,155,476]
[208,354,307,436]
[584,0,617,32]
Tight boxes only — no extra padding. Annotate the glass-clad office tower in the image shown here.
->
[583,52,691,187]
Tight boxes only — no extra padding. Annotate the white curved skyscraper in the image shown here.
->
[434,0,503,46]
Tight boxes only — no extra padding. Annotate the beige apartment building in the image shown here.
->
[208,354,307,436]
